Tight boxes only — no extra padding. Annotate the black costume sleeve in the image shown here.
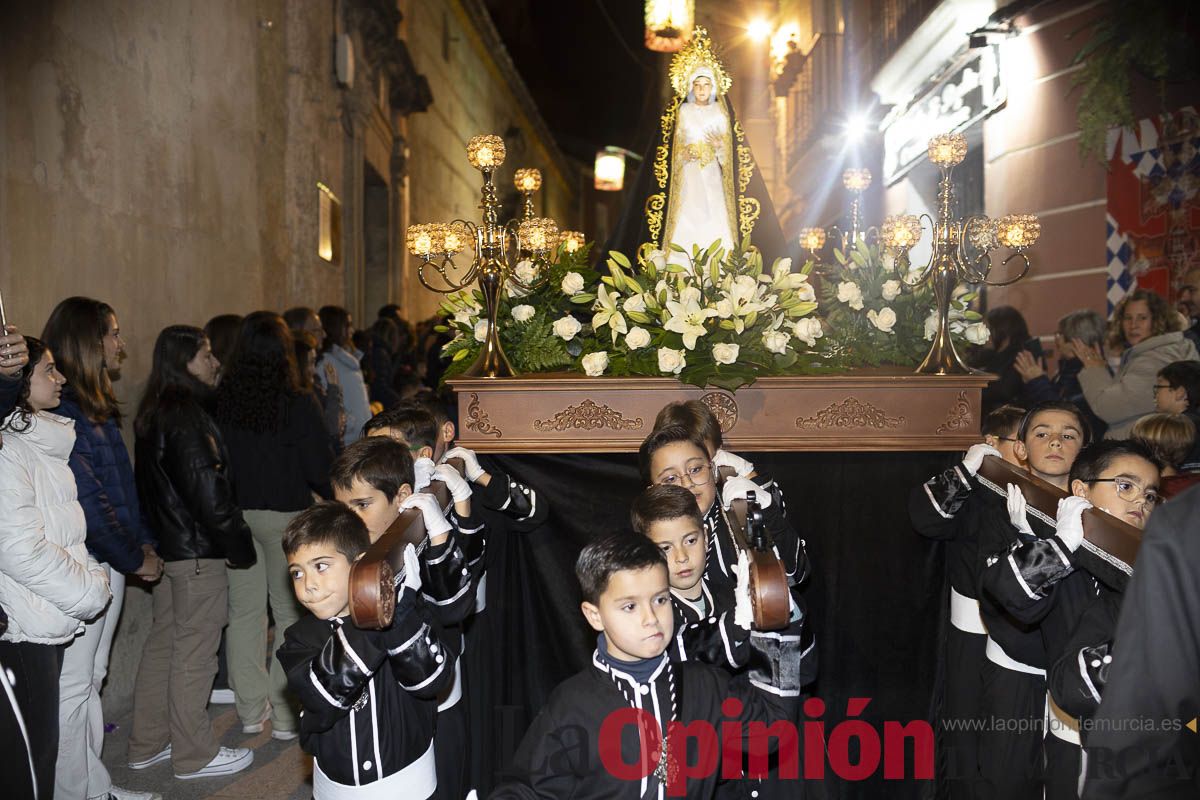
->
[276,590,454,734]
[474,465,549,532]
[449,504,489,580]
[671,609,751,670]
[909,463,973,540]
[751,472,808,586]
[980,532,1077,623]
[1082,490,1200,799]
[418,534,474,627]
[488,700,581,799]
[1048,595,1117,720]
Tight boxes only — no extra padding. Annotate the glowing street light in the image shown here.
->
[747,18,772,41]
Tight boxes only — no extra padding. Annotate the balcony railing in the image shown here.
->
[782,33,843,174]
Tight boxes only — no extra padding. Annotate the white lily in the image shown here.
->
[664,286,718,350]
[591,284,628,343]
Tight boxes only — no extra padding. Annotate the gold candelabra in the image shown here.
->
[798,167,875,257]
[800,133,1040,375]
[407,134,560,378]
[894,133,1040,374]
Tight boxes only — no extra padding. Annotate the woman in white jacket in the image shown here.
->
[0,338,111,799]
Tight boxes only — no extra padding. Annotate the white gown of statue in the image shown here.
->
[666,100,735,266]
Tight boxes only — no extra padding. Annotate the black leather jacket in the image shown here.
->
[134,391,256,567]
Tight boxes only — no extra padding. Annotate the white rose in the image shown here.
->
[837,281,864,310]
[511,304,535,323]
[924,313,939,341]
[561,271,586,296]
[712,343,740,365]
[762,330,790,355]
[715,298,734,319]
[792,318,823,347]
[647,249,667,270]
[658,347,686,375]
[623,294,646,313]
[881,252,897,272]
[881,280,901,302]
[795,283,816,302]
[581,351,609,377]
[552,315,582,341]
[473,319,489,343]
[868,307,897,334]
[965,322,990,345]
[626,326,651,350]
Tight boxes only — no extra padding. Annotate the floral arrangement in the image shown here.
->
[817,238,988,367]
[437,236,987,390]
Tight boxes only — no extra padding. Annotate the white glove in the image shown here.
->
[443,446,485,482]
[712,448,755,478]
[412,457,436,492]
[431,463,472,503]
[1006,483,1035,536]
[733,550,753,631]
[1055,495,1092,552]
[400,492,453,538]
[721,476,772,510]
[400,542,422,594]
[963,443,1002,476]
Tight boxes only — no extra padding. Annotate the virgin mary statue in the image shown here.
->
[605,28,786,265]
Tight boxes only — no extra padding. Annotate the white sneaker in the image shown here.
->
[127,744,171,770]
[175,746,254,780]
[209,688,236,704]
[271,727,299,741]
[105,787,163,800]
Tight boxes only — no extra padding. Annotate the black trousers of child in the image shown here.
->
[1044,733,1082,800]
[942,626,986,799]
[977,659,1046,799]
[0,640,65,800]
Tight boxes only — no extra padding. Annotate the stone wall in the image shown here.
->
[0,0,575,719]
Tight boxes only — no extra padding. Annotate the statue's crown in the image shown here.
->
[669,27,731,98]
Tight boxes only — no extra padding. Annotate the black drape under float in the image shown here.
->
[603,92,788,268]
[469,450,954,800]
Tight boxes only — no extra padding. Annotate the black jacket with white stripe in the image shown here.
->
[490,646,800,799]
[276,588,456,787]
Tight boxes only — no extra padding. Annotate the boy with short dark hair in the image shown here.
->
[974,400,1092,798]
[638,425,807,596]
[329,437,475,624]
[491,533,801,799]
[630,484,751,669]
[276,502,455,798]
[996,438,1161,798]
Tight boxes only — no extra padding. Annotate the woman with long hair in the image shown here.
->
[1078,289,1200,437]
[127,326,256,780]
[213,311,333,740]
[42,296,162,800]
[969,305,1046,417]
[285,308,345,449]
[0,337,111,800]
[202,314,242,379]
[316,305,371,445]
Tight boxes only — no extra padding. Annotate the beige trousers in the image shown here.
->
[127,558,228,773]
[225,509,302,732]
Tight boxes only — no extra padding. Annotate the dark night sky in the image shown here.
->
[484,0,669,163]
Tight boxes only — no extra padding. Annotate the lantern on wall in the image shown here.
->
[594,147,627,192]
[644,0,694,53]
